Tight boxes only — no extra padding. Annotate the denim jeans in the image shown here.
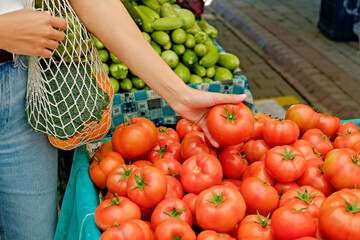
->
[0,56,58,240]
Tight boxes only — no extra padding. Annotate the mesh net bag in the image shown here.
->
[25,0,114,150]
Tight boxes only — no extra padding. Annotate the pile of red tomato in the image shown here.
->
[88,103,360,240]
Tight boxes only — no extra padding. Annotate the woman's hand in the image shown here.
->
[0,9,67,58]
[172,88,248,148]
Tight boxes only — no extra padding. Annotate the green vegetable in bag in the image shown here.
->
[110,63,129,79]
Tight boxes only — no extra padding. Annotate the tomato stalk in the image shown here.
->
[221,106,237,125]
[294,187,319,204]
[351,154,360,166]
[105,193,120,208]
[163,207,186,219]
[255,211,271,227]
[298,198,315,212]
[121,118,135,129]
[206,190,225,207]
[172,232,182,240]
[154,145,168,158]
[193,166,201,174]
[168,168,180,178]
[321,133,329,141]
[129,172,149,193]
[342,197,360,214]
[317,163,325,174]
[312,147,322,159]
[90,156,102,168]
[159,128,170,134]
[337,129,352,138]
[278,188,284,199]
[280,147,299,160]
[116,166,134,181]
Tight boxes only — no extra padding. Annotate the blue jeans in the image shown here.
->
[0,56,58,240]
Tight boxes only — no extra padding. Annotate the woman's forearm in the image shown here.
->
[69,0,191,109]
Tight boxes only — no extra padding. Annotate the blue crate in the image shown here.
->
[318,0,360,41]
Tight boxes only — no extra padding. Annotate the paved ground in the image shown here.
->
[204,0,360,120]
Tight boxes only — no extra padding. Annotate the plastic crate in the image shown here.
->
[317,0,360,41]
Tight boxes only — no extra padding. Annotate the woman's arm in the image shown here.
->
[69,0,247,147]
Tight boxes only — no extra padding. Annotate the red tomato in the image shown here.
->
[99,219,152,240]
[250,113,273,140]
[291,139,322,161]
[106,164,137,197]
[273,181,299,198]
[294,237,318,240]
[152,158,182,180]
[131,159,153,168]
[182,193,198,226]
[279,185,326,218]
[207,103,254,147]
[218,144,248,179]
[296,158,336,197]
[337,121,359,135]
[180,131,217,161]
[242,161,275,186]
[285,104,319,134]
[323,148,360,190]
[243,139,273,164]
[95,194,141,232]
[197,230,236,240]
[147,137,182,163]
[264,145,306,182]
[237,213,274,240]
[176,118,202,141]
[316,113,341,140]
[221,179,241,191]
[127,166,167,208]
[262,119,300,145]
[195,185,246,233]
[92,140,113,160]
[271,206,317,240]
[157,126,180,142]
[164,175,184,199]
[239,177,279,216]
[333,131,360,150]
[112,117,158,160]
[180,153,223,194]
[154,218,196,240]
[318,188,360,240]
[89,151,125,189]
[222,178,242,190]
[151,198,193,230]
[301,128,333,158]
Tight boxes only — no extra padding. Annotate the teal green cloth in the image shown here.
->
[341,119,360,126]
[54,145,101,240]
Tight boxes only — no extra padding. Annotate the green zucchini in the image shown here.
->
[120,0,143,26]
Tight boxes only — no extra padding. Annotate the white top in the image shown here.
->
[0,0,25,15]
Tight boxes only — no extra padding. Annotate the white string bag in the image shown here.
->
[25,0,114,149]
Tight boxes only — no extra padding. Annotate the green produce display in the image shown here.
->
[92,0,241,93]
